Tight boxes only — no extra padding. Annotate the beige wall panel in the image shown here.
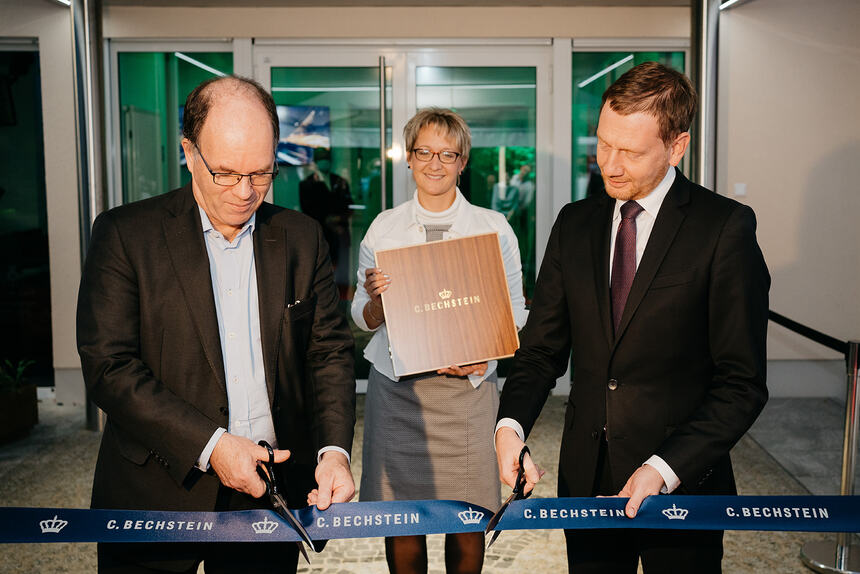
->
[102,6,689,39]
[0,0,82,371]
[718,0,860,360]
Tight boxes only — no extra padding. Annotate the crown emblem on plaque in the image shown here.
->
[661,504,688,520]
[438,288,452,300]
[457,507,484,525]
[251,516,279,534]
[39,515,68,534]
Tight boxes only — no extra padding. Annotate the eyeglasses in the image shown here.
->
[195,145,278,187]
[411,148,461,164]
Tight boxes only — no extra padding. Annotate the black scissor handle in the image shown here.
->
[513,445,532,500]
[256,440,279,496]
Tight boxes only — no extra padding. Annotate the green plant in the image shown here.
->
[0,359,35,391]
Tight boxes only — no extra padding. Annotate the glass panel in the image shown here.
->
[270,66,393,380]
[416,66,536,379]
[0,50,52,386]
[117,51,233,203]
[416,66,537,300]
[571,52,685,203]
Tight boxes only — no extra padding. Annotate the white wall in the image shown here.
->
[0,0,85,404]
[102,5,689,39]
[718,0,860,396]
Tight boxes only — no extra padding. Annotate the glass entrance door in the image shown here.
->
[0,46,52,387]
[255,44,551,381]
[268,65,392,301]
[407,48,551,302]
[413,64,538,296]
[571,51,687,202]
[256,46,402,380]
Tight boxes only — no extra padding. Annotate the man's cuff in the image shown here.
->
[318,446,351,464]
[494,418,525,444]
[196,427,227,471]
[644,455,681,494]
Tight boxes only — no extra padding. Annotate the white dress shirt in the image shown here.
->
[497,167,682,493]
[351,189,529,387]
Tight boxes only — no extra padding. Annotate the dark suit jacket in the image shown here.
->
[498,170,770,497]
[77,185,355,513]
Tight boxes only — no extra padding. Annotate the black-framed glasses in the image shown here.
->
[195,145,278,187]
[411,148,461,164]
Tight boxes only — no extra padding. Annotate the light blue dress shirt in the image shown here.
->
[196,207,277,469]
[194,207,349,470]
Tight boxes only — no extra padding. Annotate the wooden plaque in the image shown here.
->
[375,232,520,377]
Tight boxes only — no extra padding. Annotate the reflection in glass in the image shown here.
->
[117,51,233,203]
[270,67,393,379]
[416,66,537,300]
[571,52,685,203]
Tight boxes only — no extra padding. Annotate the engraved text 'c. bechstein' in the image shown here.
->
[413,288,481,314]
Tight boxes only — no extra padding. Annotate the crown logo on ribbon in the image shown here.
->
[251,516,279,534]
[438,288,453,300]
[39,515,68,534]
[457,507,484,525]
[661,504,688,520]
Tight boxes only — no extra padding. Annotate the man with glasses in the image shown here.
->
[77,75,356,573]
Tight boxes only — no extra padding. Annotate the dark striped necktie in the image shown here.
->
[610,200,644,333]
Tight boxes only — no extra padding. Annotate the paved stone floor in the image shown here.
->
[748,397,855,496]
[0,395,839,573]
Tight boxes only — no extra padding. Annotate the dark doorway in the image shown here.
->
[0,49,52,387]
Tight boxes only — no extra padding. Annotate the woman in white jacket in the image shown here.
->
[351,107,528,574]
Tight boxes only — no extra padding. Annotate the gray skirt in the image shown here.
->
[360,367,501,512]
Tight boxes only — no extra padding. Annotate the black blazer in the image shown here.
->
[77,185,355,512]
[498,170,770,497]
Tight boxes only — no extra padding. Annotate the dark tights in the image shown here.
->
[385,532,485,574]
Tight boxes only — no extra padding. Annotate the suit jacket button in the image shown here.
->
[608,379,618,391]
[219,406,228,415]
[591,431,599,440]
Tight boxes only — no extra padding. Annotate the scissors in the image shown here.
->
[256,440,316,563]
[485,445,532,549]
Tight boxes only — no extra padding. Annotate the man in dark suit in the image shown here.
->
[495,62,769,573]
[77,76,356,573]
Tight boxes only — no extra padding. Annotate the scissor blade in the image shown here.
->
[485,528,503,549]
[272,493,317,553]
[484,492,516,534]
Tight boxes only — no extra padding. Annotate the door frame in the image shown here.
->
[102,37,687,394]
[252,43,407,208]
[253,40,553,391]
[105,39,241,209]
[253,39,554,277]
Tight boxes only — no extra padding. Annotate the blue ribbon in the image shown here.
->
[2,496,858,544]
